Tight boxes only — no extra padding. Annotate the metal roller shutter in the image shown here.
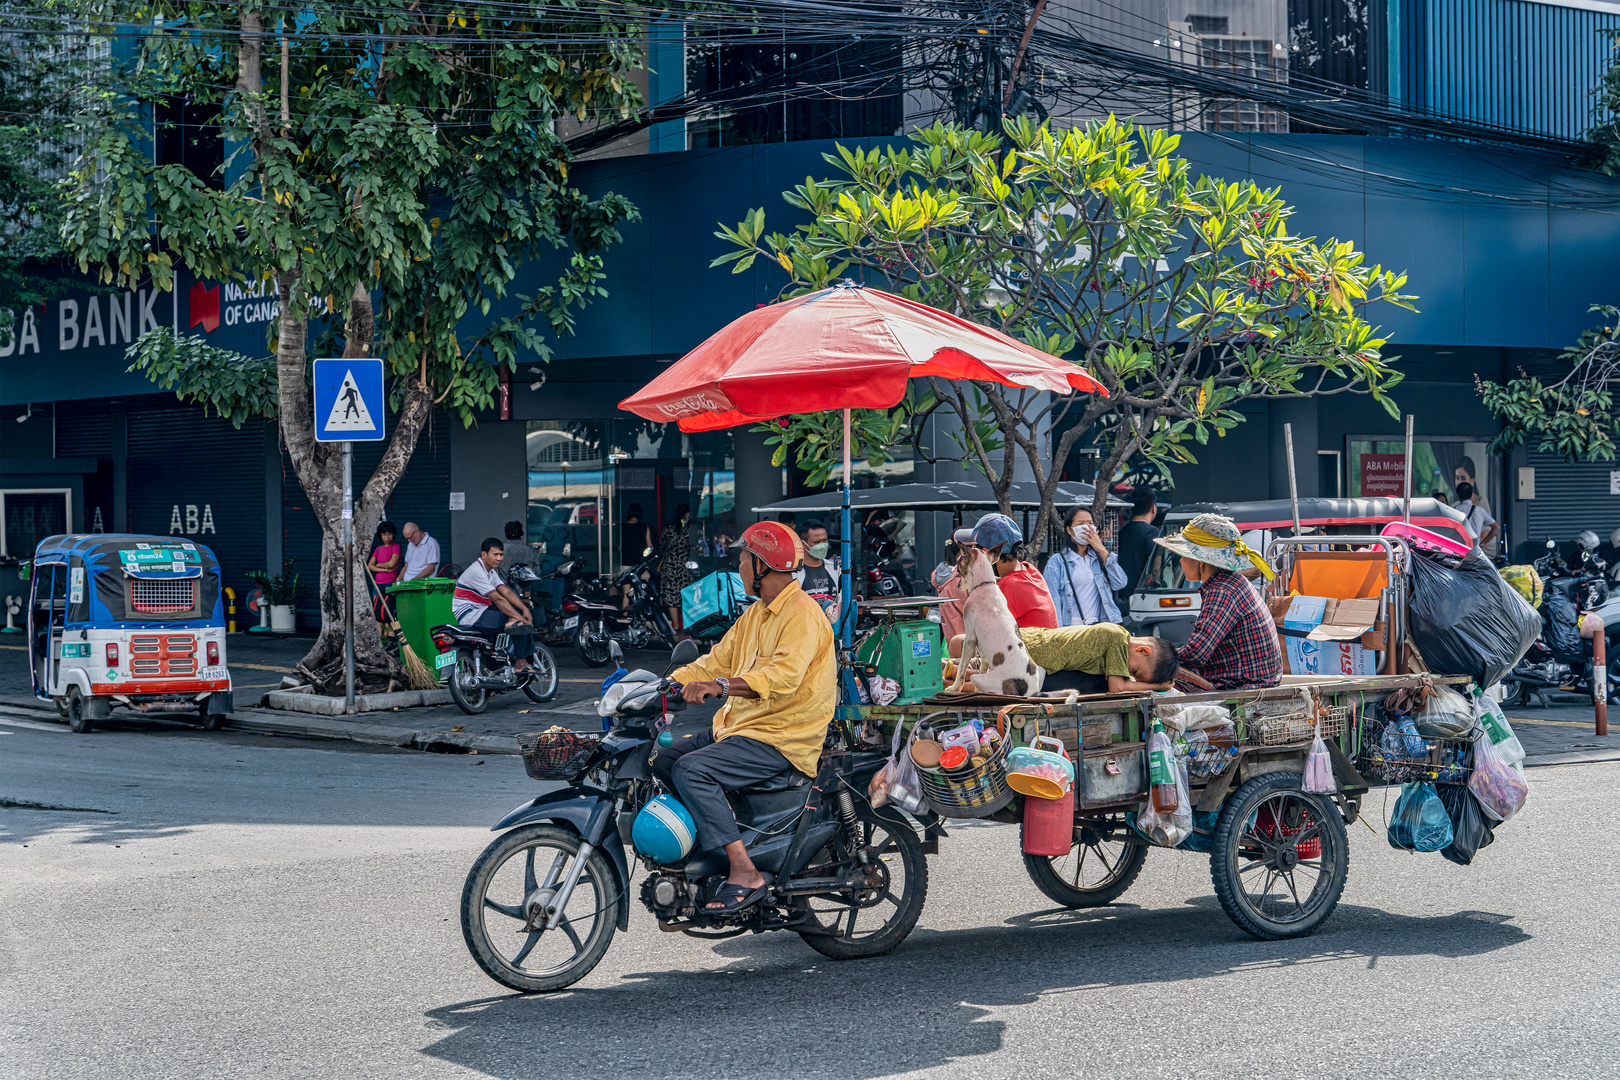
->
[55,403,112,458]
[1523,449,1620,549]
[126,407,267,596]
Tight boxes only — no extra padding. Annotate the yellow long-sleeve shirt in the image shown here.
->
[672,579,835,776]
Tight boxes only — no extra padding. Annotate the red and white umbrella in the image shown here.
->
[620,282,1104,431]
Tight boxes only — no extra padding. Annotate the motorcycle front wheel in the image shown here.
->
[461,824,618,993]
[576,621,612,667]
[523,645,559,703]
[447,649,489,714]
[796,807,928,961]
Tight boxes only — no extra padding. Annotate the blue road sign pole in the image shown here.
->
[343,441,355,713]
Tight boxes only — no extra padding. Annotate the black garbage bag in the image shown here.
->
[1436,783,1497,866]
[1408,549,1541,687]
[1540,578,1584,663]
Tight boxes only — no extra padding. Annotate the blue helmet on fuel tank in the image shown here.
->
[631,794,697,864]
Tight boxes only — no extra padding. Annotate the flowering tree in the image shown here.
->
[720,117,1414,548]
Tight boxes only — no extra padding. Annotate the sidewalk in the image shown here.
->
[0,631,678,755]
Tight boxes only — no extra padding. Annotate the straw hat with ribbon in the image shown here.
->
[1153,512,1276,580]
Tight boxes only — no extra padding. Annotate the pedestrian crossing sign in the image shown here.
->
[313,358,386,442]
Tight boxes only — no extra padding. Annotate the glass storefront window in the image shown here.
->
[525,420,736,589]
[1346,438,1494,512]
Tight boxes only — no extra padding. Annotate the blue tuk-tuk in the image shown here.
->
[27,534,235,733]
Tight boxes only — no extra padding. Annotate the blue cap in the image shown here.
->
[971,513,1022,551]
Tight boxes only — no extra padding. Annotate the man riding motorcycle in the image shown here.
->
[651,521,835,913]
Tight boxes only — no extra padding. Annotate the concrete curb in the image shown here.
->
[261,687,454,715]
[226,708,519,755]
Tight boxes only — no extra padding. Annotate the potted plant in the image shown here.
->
[247,560,301,633]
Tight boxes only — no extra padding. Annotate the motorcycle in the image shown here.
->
[570,551,678,667]
[431,619,559,715]
[508,559,602,648]
[459,639,935,993]
[1503,537,1616,707]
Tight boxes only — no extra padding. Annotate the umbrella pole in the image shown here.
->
[841,408,853,648]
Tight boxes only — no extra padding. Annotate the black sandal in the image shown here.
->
[705,883,766,912]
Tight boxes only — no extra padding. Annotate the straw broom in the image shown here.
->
[364,562,439,691]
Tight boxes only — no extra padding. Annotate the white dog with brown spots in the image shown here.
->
[948,548,1044,697]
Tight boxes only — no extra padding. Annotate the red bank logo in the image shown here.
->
[188,281,220,333]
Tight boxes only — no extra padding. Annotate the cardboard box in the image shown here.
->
[1277,595,1382,676]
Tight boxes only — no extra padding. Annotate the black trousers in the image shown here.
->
[1041,669,1109,694]
[650,729,796,852]
[467,606,536,662]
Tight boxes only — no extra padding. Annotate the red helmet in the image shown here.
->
[731,521,803,572]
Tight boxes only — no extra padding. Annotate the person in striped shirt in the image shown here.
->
[453,538,537,670]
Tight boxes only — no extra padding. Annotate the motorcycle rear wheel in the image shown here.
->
[461,824,618,993]
[447,649,489,714]
[523,645,559,703]
[796,808,928,961]
[576,621,612,667]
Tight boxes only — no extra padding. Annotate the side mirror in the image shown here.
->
[608,640,624,665]
[669,638,701,669]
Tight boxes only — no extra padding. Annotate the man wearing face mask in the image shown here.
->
[793,518,840,621]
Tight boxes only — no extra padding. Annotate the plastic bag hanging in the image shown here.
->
[1303,727,1336,794]
[1387,782,1455,852]
[1475,694,1526,766]
[869,718,924,813]
[1469,725,1529,823]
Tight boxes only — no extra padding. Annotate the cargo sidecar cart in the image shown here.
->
[25,534,235,733]
[863,670,1470,941]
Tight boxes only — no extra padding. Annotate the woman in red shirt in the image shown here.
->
[946,513,1057,658]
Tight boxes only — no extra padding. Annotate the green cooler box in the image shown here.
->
[854,618,944,704]
[388,577,457,676]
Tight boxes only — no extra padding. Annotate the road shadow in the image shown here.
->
[419,900,1528,1080]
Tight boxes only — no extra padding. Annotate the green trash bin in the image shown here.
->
[388,577,457,678]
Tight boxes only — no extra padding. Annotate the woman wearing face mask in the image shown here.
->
[1044,506,1128,626]
[1453,480,1498,553]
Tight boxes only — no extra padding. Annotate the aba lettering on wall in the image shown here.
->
[168,504,217,536]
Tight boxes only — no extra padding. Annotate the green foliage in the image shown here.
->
[247,559,301,606]
[0,0,106,344]
[60,0,644,425]
[756,385,936,487]
[718,117,1414,529]
[126,329,278,427]
[1587,30,1620,174]
[1479,305,1620,462]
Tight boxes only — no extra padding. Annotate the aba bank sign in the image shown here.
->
[0,278,277,358]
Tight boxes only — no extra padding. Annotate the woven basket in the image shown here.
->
[516,730,601,781]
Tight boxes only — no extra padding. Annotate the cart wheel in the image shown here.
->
[1210,772,1349,940]
[1022,820,1147,908]
[65,687,93,734]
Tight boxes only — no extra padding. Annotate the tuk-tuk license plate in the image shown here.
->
[562,616,579,630]
[434,651,457,670]
[203,666,227,681]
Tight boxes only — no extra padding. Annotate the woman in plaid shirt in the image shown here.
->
[1154,513,1283,692]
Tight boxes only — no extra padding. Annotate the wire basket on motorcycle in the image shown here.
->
[516,728,602,781]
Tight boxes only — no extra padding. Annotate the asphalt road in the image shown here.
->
[2,721,1616,1080]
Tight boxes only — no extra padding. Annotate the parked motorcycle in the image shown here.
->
[570,551,678,667]
[459,640,934,993]
[1502,537,1617,707]
[432,620,559,715]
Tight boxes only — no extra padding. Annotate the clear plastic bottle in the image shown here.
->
[1148,719,1179,814]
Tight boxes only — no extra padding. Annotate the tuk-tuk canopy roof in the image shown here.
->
[753,480,1128,514]
[1163,497,1466,531]
[32,533,221,575]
